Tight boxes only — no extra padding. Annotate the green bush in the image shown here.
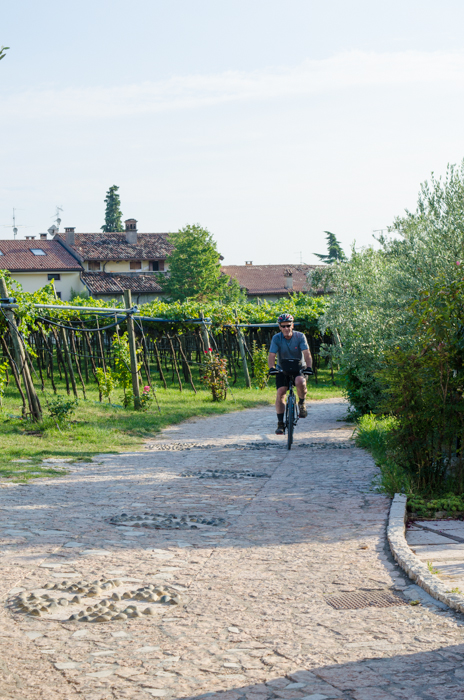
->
[201,350,228,401]
[47,395,77,426]
[252,341,269,390]
[407,494,464,518]
[378,275,464,493]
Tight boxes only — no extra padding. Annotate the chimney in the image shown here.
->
[245,260,253,266]
[125,219,138,244]
[40,233,47,240]
[65,227,75,246]
[284,268,293,290]
[25,235,36,240]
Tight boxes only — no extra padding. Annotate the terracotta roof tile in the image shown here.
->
[57,232,174,261]
[82,272,163,295]
[0,240,82,271]
[221,264,322,295]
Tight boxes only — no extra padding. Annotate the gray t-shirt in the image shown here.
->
[269,330,309,370]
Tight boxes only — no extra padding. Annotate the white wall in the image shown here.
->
[85,260,168,272]
[10,272,84,301]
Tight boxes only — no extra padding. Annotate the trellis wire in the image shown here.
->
[0,304,333,415]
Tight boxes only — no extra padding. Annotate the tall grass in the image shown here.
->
[355,413,411,497]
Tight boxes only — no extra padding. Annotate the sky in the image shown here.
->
[2,1,464,265]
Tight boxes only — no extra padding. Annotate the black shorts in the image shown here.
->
[276,373,303,390]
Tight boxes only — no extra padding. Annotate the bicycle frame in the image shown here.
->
[283,372,299,449]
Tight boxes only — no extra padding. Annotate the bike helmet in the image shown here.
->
[277,313,294,324]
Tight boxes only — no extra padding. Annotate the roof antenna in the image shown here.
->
[1,208,32,238]
[52,206,63,229]
[294,251,303,264]
[48,206,63,237]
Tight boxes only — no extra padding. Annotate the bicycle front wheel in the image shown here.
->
[287,395,295,450]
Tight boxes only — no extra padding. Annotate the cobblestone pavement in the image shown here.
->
[1,398,464,700]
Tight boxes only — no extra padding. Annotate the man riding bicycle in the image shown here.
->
[268,313,313,435]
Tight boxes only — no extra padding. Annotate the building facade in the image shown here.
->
[0,239,83,299]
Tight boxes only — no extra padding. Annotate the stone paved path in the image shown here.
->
[407,521,464,592]
[1,398,464,700]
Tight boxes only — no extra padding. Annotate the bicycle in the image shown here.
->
[270,359,313,450]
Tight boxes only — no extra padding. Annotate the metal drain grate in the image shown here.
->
[325,590,406,610]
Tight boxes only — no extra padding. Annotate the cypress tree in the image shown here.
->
[101,185,124,232]
[314,231,346,264]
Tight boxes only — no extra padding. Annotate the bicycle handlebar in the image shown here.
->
[268,367,313,376]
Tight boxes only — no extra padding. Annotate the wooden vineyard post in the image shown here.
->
[52,286,78,399]
[0,335,27,414]
[123,289,141,409]
[235,312,251,388]
[199,311,210,352]
[0,278,42,421]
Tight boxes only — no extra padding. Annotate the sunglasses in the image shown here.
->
[279,323,292,328]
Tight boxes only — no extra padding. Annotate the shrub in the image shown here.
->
[0,360,8,406]
[111,332,142,408]
[95,367,115,403]
[139,385,154,411]
[47,395,77,425]
[201,349,228,401]
[378,274,464,493]
[407,493,464,518]
[252,341,269,390]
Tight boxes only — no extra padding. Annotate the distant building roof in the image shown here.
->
[221,264,322,295]
[0,240,82,272]
[81,271,163,296]
[56,232,174,261]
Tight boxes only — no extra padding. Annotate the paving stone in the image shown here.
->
[2,400,464,700]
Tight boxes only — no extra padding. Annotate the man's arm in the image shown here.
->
[303,348,313,368]
[268,352,277,370]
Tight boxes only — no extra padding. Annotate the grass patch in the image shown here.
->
[355,413,411,497]
[0,367,343,482]
[356,413,464,520]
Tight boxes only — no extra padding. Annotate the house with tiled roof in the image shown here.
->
[221,263,324,300]
[0,238,83,300]
[80,271,163,304]
[53,218,175,302]
[56,219,173,273]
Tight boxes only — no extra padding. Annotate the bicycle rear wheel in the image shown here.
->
[286,395,295,450]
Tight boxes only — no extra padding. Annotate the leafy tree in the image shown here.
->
[101,185,124,232]
[0,46,9,62]
[158,224,237,302]
[322,160,464,416]
[314,231,346,264]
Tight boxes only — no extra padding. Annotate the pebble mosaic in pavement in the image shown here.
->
[108,514,228,530]
[180,470,270,480]
[1,398,464,700]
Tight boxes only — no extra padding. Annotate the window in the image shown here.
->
[88,261,101,271]
[0,250,3,256]
[56,292,62,299]
[130,261,142,270]
[150,261,159,271]
[48,274,61,281]
[31,248,46,256]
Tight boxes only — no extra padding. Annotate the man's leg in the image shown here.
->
[275,384,288,434]
[295,375,307,418]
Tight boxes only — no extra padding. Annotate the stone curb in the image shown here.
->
[388,493,464,613]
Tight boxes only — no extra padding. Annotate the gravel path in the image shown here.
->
[1,398,464,700]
